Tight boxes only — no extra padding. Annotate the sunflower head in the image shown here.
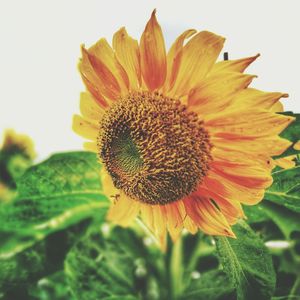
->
[0,129,36,202]
[73,10,294,248]
[98,91,212,205]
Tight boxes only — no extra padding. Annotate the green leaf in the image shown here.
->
[276,112,300,158]
[215,220,276,300]
[65,226,163,300]
[265,166,300,213]
[243,205,270,223]
[0,219,91,298]
[0,151,109,257]
[29,271,75,300]
[180,270,235,300]
[260,202,300,239]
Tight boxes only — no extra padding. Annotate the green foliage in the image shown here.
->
[0,145,300,300]
[29,272,74,300]
[0,152,109,257]
[0,220,89,299]
[216,221,276,300]
[180,270,235,300]
[261,202,300,239]
[65,226,163,300]
[277,112,300,157]
[265,166,300,213]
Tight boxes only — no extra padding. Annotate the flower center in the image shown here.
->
[98,91,212,205]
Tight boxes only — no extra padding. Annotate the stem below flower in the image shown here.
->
[170,237,183,300]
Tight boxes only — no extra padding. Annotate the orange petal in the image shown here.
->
[82,46,121,101]
[198,187,244,225]
[188,72,256,115]
[72,115,98,141]
[210,162,273,189]
[80,73,110,108]
[163,29,196,93]
[80,46,119,104]
[230,88,288,111]
[107,193,140,227]
[210,53,260,74]
[202,171,265,205]
[113,27,141,90]
[140,10,167,91]
[184,196,235,237]
[205,109,294,137]
[176,200,198,234]
[89,38,129,94]
[170,31,225,97]
[79,92,106,121]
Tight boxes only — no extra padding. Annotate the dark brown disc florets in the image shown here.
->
[97,91,212,205]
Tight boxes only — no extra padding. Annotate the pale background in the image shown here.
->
[0,0,299,160]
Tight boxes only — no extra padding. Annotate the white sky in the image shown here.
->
[1,0,300,160]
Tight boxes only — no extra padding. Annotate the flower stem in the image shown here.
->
[170,237,183,300]
[289,275,300,300]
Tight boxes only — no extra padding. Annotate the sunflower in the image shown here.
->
[73,10,294,248]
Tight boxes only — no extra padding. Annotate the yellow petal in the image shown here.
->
[152,206,167,250]
[170,31,225,97]
[107,193,140,227]
[188,72,256,115]
[79,92,105,121]
[100,167,119,197]
[294,140,300,150]
[72,115,98,141]
[163,29,196,93]
[140,9,167,91]
[212,147,274,171]
[113,27,141,90]
[274,155,297,169]
[164,202,184,242]
[210,53,260,74]
[230,88,288,111]
[83,142,98,153]
[211,135,292,157]
[270,101,284,112]
[206,109,294,137]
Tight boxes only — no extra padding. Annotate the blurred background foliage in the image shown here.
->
[0,113,299,300]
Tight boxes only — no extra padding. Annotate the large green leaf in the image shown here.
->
[0,152,109,257]
[265,166,300,213]
[215,220,276,300]
[65,226,162,300]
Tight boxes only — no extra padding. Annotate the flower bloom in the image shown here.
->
[73,10,294,247]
